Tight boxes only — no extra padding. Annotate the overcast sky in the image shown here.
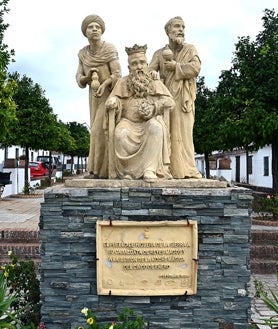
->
[4,0,277,126]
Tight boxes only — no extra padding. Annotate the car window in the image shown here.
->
[37,156,49,162]
[29,162,39,168]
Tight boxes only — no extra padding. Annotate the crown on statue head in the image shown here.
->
[125,44,147,55]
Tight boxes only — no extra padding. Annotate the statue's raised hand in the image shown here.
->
[105,96,119,111]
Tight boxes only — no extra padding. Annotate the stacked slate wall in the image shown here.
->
[40,186,252,329]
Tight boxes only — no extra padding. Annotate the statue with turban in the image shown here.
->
[81,14,105,36]
[76,14,121,178]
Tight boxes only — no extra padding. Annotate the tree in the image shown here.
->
[194,76,225,178]
[7,72,59,190]
[215,9,278,191]
[54,120,76,156]
[66,122,89,174]
[0,0,17,141]
[54,120,76,176]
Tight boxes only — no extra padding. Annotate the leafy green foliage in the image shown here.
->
[54,120,76,155]
[0,0,17,141]
[222,9,278,149]
[2,251,41,327]
[261,289,278,328]
[198,9,278,191]
[254,273,278,328]
[0,270,24,328]
[7,72,57,150]
[194,76,222,155]
[76,307,147,329]
[66,121,90,158]
[194,76,226,178]
[252,194,278,220]
[4,72,71,187]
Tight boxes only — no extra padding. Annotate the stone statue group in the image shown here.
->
[76,14,202,182]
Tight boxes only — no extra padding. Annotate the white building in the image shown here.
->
[0,146,87,197]
[195,144,273,189]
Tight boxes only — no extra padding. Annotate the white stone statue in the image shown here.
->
[76,14,121,178]
[150,16,202,179]
[105,44,175,182]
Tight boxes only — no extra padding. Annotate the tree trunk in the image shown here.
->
[272,136,278,193]
[246,150,249,184]
[48,151,52,186]
[71,155,74,174]
[62,154,65,180]
[205,152,210,179]
[24,146,29,192]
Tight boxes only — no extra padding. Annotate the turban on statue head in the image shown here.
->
[81,14,105,36]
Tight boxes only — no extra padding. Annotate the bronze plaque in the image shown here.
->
[96,220,198,296]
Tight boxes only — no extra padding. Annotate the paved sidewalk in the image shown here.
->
[0,194,43,230]
[0,191,277,327]
[250,273,278,328]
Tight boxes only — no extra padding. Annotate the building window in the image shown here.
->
[15,148,19,159]
[4,147,8,160]
[247,156,253,175]
[264,156,269,176]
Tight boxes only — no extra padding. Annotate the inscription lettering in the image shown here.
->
[103,241,190,271]
[97,220,198,295]
[103,242,190,248]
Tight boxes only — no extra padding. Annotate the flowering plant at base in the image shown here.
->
[76,307,147,329]
[253,194,278,220]
[254,272,278,328]
[264,194,278,219]
[0,270,29,328]
[0,251,41,327]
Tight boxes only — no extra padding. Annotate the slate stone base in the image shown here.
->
[40,183,252,329]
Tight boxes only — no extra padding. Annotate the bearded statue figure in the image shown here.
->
[105,44,175,182]
[150,16,202,179]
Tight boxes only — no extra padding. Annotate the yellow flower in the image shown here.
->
[87,317,94,325]
[81,307,88,316]
[8,251,12,256]
[1,265,5,270]
[109,321,116,329]
[4,271,9,277]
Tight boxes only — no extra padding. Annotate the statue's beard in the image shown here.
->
[171,35,184,45]
[127,70,152,98]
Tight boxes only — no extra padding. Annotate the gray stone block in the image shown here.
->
[40,186,252,329]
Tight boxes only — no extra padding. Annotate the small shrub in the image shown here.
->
[0,271,27,328]
[40,177,51,187]
[75,307,148,329]
[1,251,41,326]
[254,272,278,328]
[22,182,33,195]
[252,194,278,220]
[63,170,73,177]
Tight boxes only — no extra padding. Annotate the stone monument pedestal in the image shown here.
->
[40,179,252,328]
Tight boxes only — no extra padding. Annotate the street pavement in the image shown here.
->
[0,194,43,230]
[0,189,277,328]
